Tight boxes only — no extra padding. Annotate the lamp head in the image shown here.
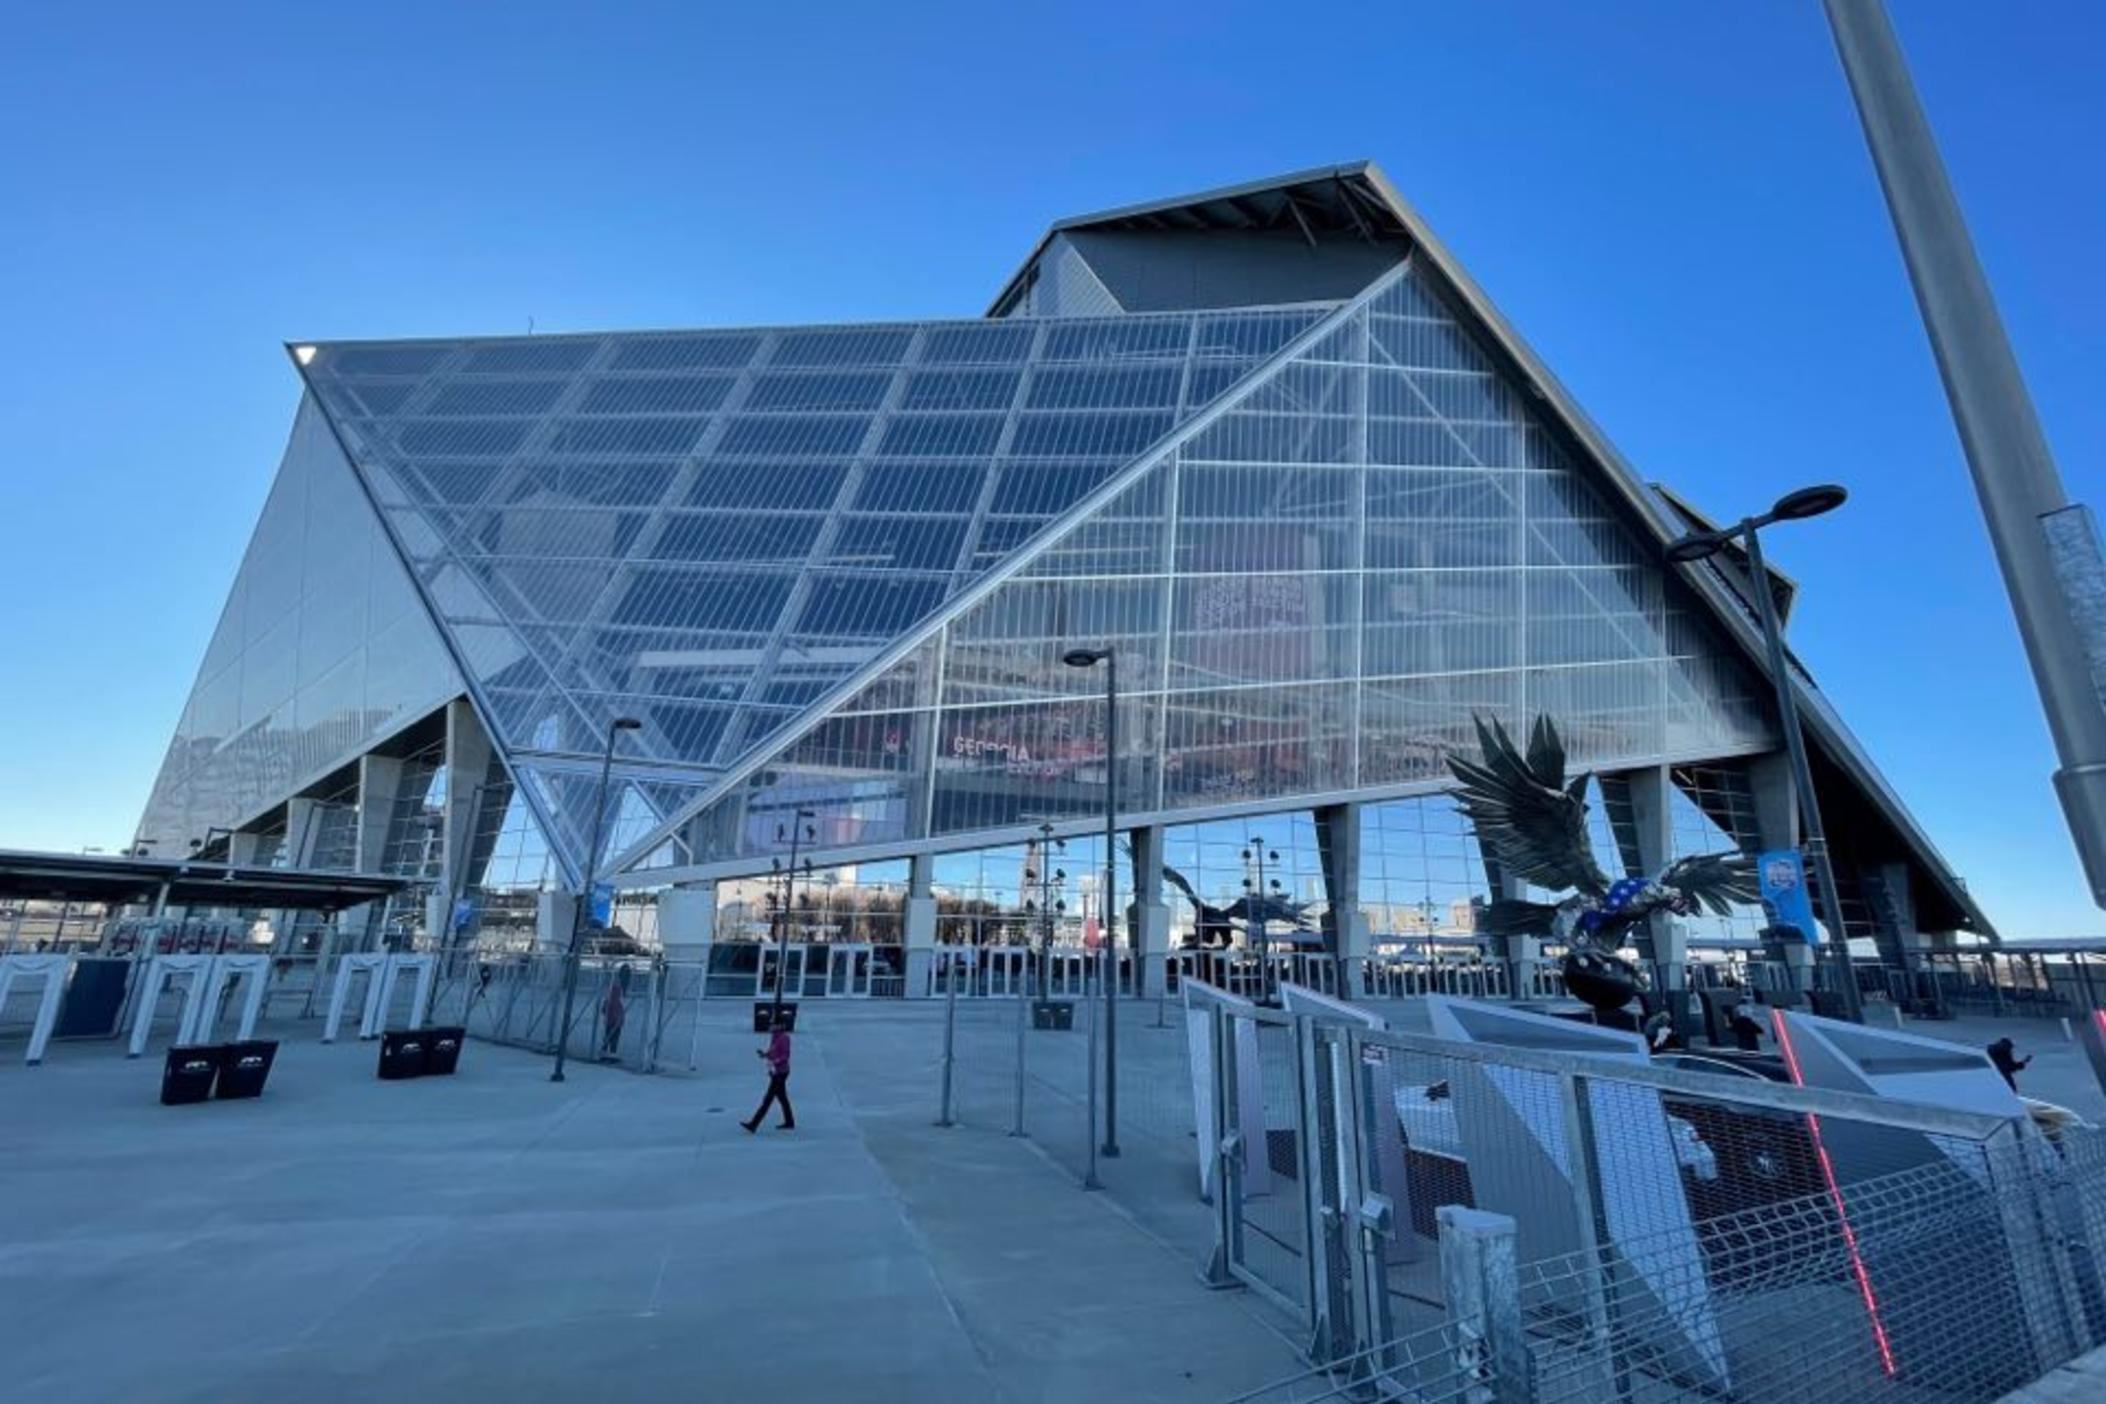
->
[1665,532,1727,565]
[1062,647,1109,668]
[1771,483,1848,521]
[613,716,642,732]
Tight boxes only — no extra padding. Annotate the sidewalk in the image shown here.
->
[0,1011,1305,1403]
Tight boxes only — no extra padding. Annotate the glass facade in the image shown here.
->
[666,260,1775,872]
[126,162,1988,968]
[138,398,464,858]
[295,304,1334,883]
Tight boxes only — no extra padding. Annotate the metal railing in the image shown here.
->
[1191,993,2106,1402]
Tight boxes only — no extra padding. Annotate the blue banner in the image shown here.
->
[589,882,615,928]
[1758,849,1821,945]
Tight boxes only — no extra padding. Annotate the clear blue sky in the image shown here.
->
[1,2,2099,937]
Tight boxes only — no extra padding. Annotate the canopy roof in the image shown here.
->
[0,849,409,913]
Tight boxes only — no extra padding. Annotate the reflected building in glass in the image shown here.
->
[139,163,1992,991]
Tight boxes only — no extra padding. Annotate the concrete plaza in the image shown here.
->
[0,1007,1306,1403]
[3,992,2101,1403]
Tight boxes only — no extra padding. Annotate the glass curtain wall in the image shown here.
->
[296,305,1333,883]
[673,260,1775,871]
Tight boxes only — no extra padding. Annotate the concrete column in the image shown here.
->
[903,852,937,997]
[270,797,327,952]
[1865,860,1922,973]
[1747,750,1815,988]
[1747,751,1800,850]
[438,698,496,942]
[1315,803,1371,995]
[226,831,264,866]
[1621,766,1681,974]
[536,889,576,953]
[1129,824,1169,998]
[658,881,717,965]
[355,754,406,874]
[1479,861,1541,997]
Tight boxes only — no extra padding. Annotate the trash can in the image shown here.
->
[423,1026,465,1076]
[161,1045,219,1105]
[1031,1000,1075,1031]
[752,1002,798,1033]
[378,1029,428,1080]
[214,1040,279,1099]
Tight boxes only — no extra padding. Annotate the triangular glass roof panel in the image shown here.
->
[641,261,1780,873]
[295,305,1334,874]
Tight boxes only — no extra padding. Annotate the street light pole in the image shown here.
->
[768,811,816,1030]
[1244,838,1282,1004]
[1823,0,2106,910]
[551,716,641,1083]
[1668,486,1863,1022]
[1064,645,1120,1159]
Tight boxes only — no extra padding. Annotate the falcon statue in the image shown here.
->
[1159,864,1317,951]
[1446,714,1758,1011]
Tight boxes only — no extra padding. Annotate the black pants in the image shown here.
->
[747,1072,795,1128]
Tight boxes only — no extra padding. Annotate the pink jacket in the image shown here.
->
[765,1031,792,1076]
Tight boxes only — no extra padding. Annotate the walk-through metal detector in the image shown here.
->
[0,953,70,1065]
[322,952,435,1041]
[126,954,215,1057]
[190,953,269,1045]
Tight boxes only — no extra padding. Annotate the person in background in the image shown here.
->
[1987,1036,2031,1092]
[599,968,627,1061]
[1728,997,1766,1052]
[742,1022,796,1133]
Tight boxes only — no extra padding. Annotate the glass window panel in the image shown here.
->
[989,463,1120,515]
[548,417,709,456]
[612,569,794,630]
[745,371,893,412]
[1044,319,1189,361]
[853,462,986,513]
[396,420,532,456]
[344,381,418,416]
[797,575,948,637]
[715,415,871,457]
[577,375,734,415]
[650,513,824,563]
[426,380,567,416]
[875,414,1005,458]
[832,516,969,572]
[471,508,647,560]
[685,463,846,511]
[460,341,597,374]
[399,462,503,507]
[902,369,1021,411]
[1026,365,1181,410]
[771,328,915,367]
[327,346,450,376]
[610,334,762,371]
[921,324,1036,365]
[1008,411,1174,458]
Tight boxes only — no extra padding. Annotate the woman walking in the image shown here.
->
[742,1023,795,1133]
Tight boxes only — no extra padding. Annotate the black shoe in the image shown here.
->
[741,1120,757,1134]
[778,1123,795,1131]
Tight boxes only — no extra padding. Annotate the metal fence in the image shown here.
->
[1187,993,2106,1403]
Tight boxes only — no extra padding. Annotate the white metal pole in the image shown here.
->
[1825,0,2106,906]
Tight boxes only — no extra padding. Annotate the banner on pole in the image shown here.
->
[1758,849,1820,945]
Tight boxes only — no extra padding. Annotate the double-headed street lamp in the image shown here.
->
[766,811,817,1030]
[1666,484,1863,1023]
[1243,838,1283,1005]
[1062,645,1120,1159]
[551,715,641,1083]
